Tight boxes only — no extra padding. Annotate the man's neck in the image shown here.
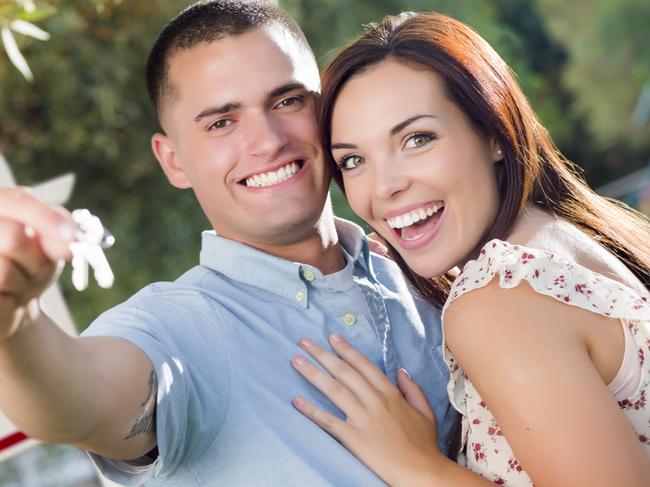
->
[250,213,346,275]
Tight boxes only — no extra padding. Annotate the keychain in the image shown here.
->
[69,209,115,291]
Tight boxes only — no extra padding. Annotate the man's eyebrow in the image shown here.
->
[331,115,437,150]
[194,103,241,123]
[192,84,307,123]
[390,114,436,135]
[269,82,308,99]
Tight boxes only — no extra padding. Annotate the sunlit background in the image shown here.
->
[0,0,649,485]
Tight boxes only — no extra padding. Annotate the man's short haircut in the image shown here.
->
[146,0,313,123]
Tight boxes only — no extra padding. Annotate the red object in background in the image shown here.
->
[0,432,28,452]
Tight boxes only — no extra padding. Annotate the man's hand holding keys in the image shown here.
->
[0,188,113,339]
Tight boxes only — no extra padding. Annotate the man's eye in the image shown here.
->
[209,119,233,130]
[404,132,435,149]
[337,154,366,171]
[276,96,304,109]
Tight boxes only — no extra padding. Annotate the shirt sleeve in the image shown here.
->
[80,284,232,484]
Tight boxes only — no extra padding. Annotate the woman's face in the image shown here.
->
[330,59,502,277]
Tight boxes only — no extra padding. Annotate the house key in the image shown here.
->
[69,209,115,291]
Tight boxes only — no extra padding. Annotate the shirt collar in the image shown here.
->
[199,218,379,304]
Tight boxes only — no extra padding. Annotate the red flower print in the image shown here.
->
[487,425,503,438]
[507,458,524,473]
[574,283,593,296]
[521,252,535,264]
[618,390,646,411]
[494,477,505,485]
[639,348,644,367]
[639,434,649,445]
[504,270,513,282]
[533,269,540,279]
[472,442,486,463]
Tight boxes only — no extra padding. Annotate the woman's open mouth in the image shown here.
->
[386,202,445,249]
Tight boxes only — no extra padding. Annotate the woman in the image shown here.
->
[289,12,650,486]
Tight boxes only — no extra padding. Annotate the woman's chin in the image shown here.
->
[402,256,451,280]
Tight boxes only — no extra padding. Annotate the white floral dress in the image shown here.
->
[441,239,650,486]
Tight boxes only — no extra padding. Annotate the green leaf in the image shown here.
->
[17,4,57,23]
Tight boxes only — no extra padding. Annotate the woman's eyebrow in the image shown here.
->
[390,114,436,135]
[331,114,437,150]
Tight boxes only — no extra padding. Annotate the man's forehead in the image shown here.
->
[169,26,318,95]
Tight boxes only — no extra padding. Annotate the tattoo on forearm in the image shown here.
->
[124,369,157,440]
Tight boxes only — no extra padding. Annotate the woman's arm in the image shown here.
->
[291,335,493,486]
[444,278,650,486]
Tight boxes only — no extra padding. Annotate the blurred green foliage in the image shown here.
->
[0,0,648,328]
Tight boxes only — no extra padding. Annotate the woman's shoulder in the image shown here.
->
[444,263,582,353]
[446,208,648,313]
[508,207,648,295]
[443,232,649,346]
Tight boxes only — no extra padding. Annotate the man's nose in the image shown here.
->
[246,113,289,159]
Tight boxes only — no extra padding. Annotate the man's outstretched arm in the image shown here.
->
[0,187,157,460]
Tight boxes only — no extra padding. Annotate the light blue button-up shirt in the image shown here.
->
[83,219,453,486]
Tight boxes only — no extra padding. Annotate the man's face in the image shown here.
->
[153,25,329,249]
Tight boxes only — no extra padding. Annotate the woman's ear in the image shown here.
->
[151,133,192,189]
[490,139,504,162]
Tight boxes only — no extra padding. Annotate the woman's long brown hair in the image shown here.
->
[318,12,650,457]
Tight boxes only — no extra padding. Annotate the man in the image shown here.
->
[0,1,453,485]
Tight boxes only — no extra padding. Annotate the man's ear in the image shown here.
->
[151,133,192,189]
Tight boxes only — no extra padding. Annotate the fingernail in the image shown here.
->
[329,333,344,344]
[292,356,307,367]
[299,338,314,349]
[59,221,77,241]
[292,396,305,408]
[399,368,412,380]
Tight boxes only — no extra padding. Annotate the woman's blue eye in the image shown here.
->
[404,132,435,149]
[337,154,366,171]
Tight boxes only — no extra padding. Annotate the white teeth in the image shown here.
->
[386,203,444,229]
[245,161,301,188]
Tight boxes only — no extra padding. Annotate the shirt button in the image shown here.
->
[303,269,316,282]
[342,313,357,326]
[295,291,305,302]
